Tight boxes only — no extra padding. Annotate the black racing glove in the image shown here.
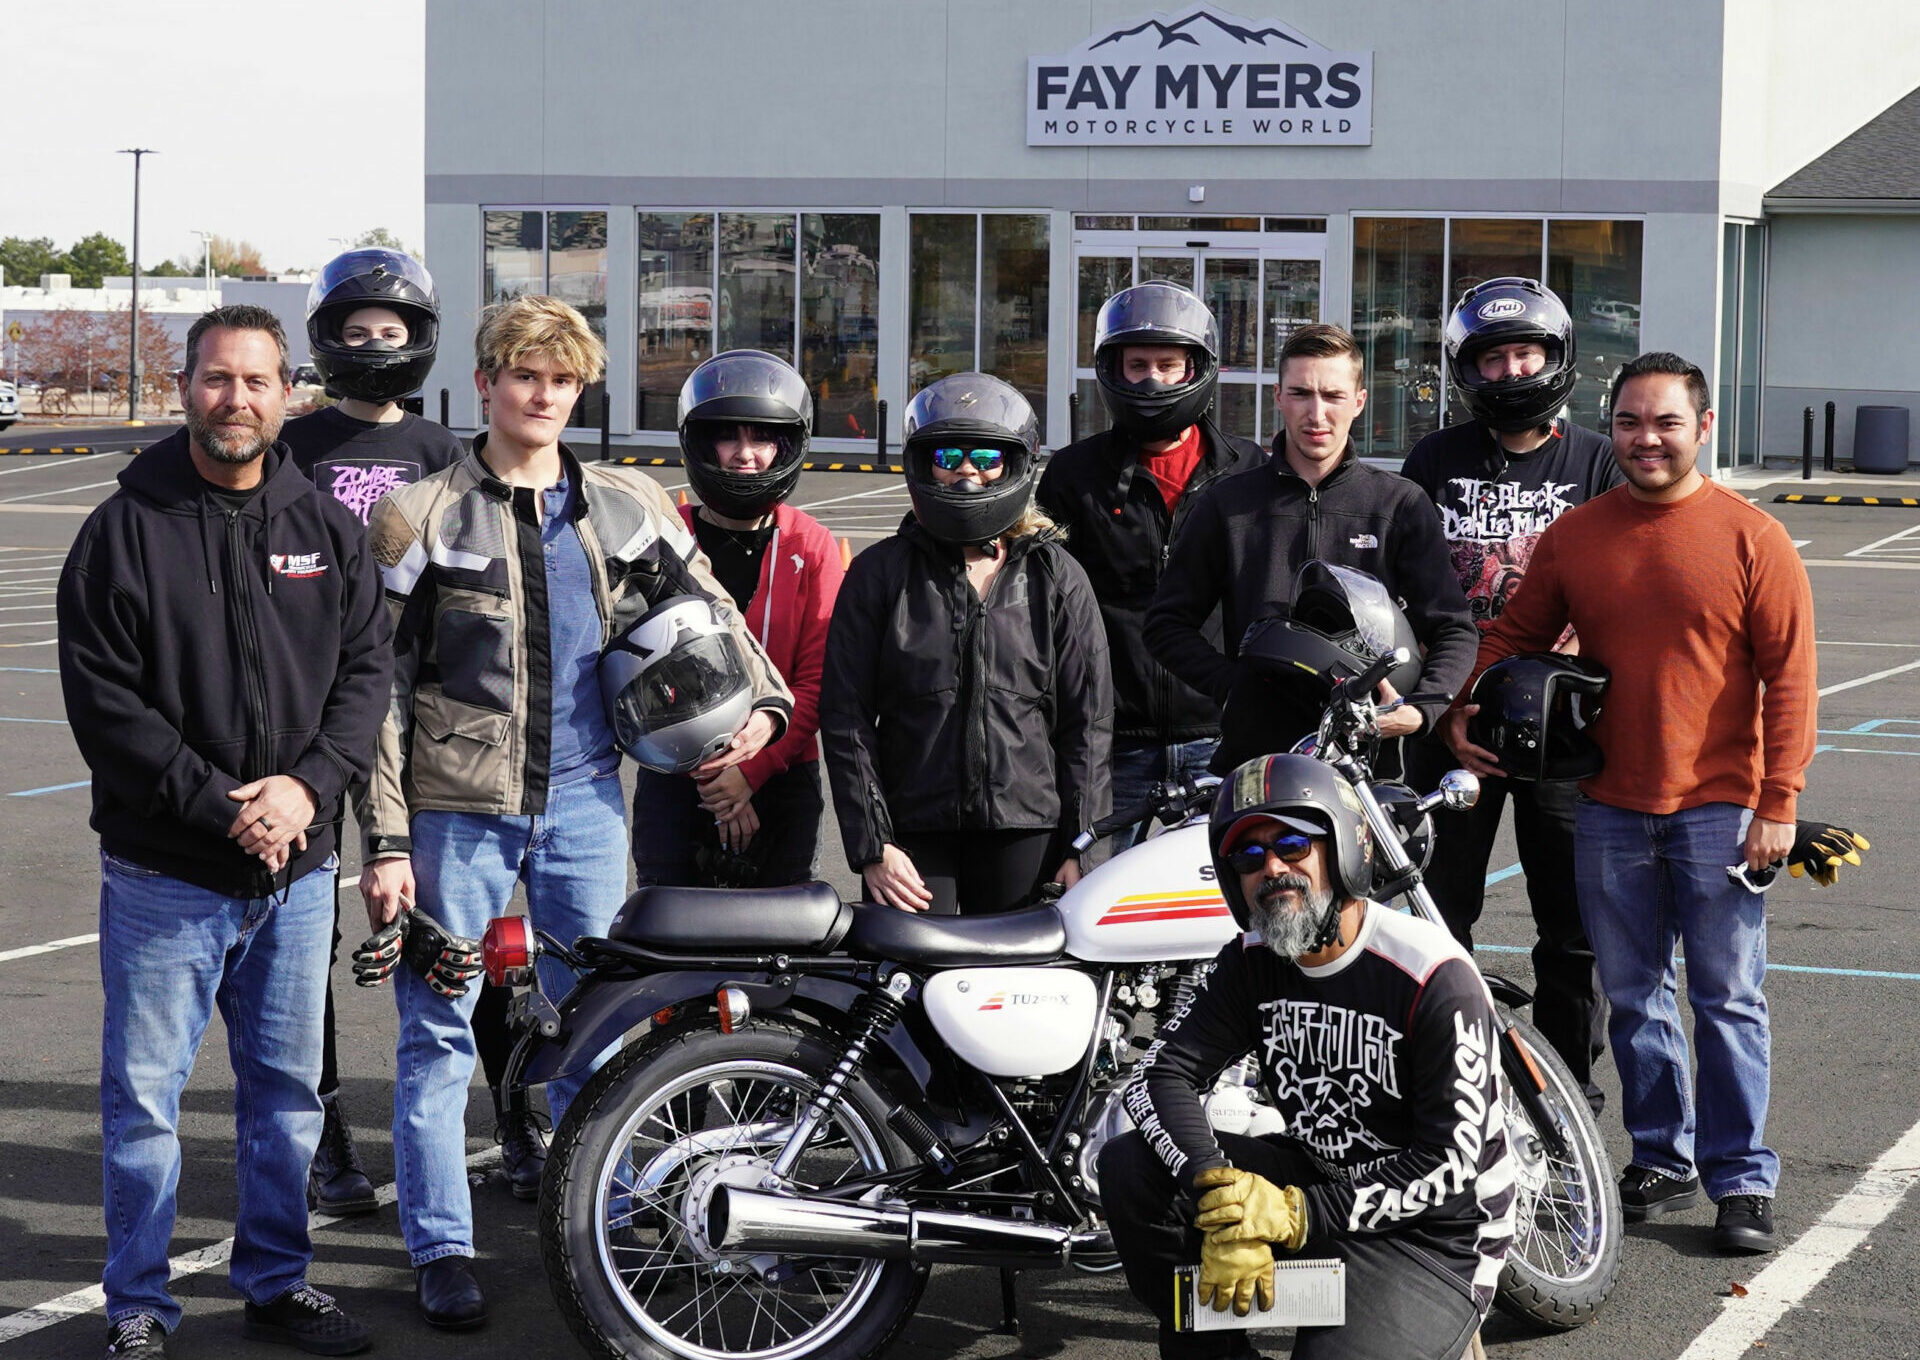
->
[1787,821,1870,888]
[351,909,484,997]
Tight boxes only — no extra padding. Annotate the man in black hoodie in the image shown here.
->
[1146,323,1475,773]
[1038,283,1263,845]
[58,305,388,1359]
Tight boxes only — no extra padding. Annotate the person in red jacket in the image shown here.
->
[632,350,843,886]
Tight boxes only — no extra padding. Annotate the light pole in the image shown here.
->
[118,148,155,421]
[193,229,215,301]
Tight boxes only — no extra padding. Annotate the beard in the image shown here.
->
[186,403,281,466]
[1251,872,1338,958]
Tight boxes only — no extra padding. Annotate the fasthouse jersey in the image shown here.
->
[1124,903,1516,1310]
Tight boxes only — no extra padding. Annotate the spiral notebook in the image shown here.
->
[1172,1259,1346,1332]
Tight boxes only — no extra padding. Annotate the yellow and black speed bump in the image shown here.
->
[1774,493,1920,507]
[617,456,904,475]
[0,446,96,456]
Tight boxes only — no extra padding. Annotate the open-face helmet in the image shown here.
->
[1466,652,1609,781]
[1210,754,1375,946]
[1443,277,1578,433]
[305,248,440,404]
[677,350,811,520]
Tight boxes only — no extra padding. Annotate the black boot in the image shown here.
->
[492,1084,548,1202]
[308,1091,378,1215]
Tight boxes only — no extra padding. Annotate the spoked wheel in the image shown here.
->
[1493,1012,1622,1330]
[541,1021,924,1360]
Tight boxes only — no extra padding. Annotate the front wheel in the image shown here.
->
[540,1019,925,1360]
[1492,1012,1622,1330]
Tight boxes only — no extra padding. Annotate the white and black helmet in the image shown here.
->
[1093,282,1221,441]
[901,374,1040,549]
[677,350,811,520]
[1443,277,1578,433]
[599,595,753,773]
[305,248,440,404]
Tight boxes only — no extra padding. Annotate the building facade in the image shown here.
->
[422,0,1920,467]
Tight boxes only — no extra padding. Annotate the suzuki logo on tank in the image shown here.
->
[1027,3,1372,147]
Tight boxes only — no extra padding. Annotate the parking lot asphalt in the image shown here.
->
[1,451,1917,1359]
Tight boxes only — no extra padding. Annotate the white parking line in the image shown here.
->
[0,1149,503,1345]
[0,933,99,964]
[1844,522,1920,559]
[1677,1115,1920,1359]
[0,479,121,504]
[0,451,120,479]
[1818,659,1920,698]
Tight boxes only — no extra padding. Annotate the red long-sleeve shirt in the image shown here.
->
[1464,479,1816,823]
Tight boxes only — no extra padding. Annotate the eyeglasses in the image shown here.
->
[1225,833,1315,874]
[931,447,1006,473]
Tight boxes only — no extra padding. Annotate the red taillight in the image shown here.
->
[482,916,535,987]
[716,985,750,1034]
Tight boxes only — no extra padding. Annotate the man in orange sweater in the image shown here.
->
[1440,352,1815,1256]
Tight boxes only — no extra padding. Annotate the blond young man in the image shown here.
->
[357,296,792,1328]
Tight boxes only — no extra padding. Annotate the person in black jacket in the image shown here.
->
[1401,278,1622,1112]
[1144,322,1476,773]
[1038,283,1264,846]
[822,374,1112,915]
[57,305,388,1359]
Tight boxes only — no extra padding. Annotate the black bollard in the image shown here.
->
[1802,406,1814,480]
[439,387,450,427]
[876,398,889,467]
[1824,401,1836,472]
[1069,390,1081,445]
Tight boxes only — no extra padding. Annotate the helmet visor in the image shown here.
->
[618,632,750,724]
[1293,561,1402,657]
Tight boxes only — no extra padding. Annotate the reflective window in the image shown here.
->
[548,212,608,339]
[981,215,1050,442]
[1549,220,1644,431]
[1138,216,1260,232]
[908,215,977,394]
[637,212,714,431]
[1075,215,1134,230]
[1076,255,1132,367]
[483,211,542,304]
[1139,254,1195,289]
[719,213,795,363]
[1263,218,1328,234]
[1448,219,1543,303]
[1351,218,1445,457]
[1205,256,1259,371]
[1216,382,1257,443]
[1262,260,1320,368]
[801,214,881,440]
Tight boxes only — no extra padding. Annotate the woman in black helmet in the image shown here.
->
[821,374,1113,915]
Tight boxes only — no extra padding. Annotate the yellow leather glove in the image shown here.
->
[1193,1165,1310,1252]
[1787,821,1870,888]
[1197,1233,1275,1316]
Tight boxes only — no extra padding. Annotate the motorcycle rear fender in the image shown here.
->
[510,970,942,1115]
[1481,970,1533,1010]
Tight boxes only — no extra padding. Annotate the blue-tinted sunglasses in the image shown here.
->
[931,447,1006,473]
[1225,832,1315,874]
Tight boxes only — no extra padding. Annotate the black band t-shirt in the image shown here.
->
[279,407,465,526]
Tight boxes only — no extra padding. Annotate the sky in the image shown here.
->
[4,0,425,277]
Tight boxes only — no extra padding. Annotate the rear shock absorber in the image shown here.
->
[769,970,913,1179]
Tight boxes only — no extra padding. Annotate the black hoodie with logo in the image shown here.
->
[57,429,391,897]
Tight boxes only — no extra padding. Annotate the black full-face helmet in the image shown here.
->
[1467,652,1610,782]
[1210,754,1376,946]
[901,373,1040,549]
[1238,561,1422,702]
[1443,277,1578,433]
[305,248,440,404]
[1093,283,1221,442]
[677,350,811,520]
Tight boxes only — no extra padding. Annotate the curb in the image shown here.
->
[616,456,904,475]
[0,446,96,456]
[1774,493,1920,508]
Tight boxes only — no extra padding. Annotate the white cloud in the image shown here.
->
[3,0,424,275]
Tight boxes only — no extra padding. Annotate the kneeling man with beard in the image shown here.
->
[1098,755,1513,1360]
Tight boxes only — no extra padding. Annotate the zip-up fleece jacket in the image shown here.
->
[57,431,391,896]
[820,519,1114,871]
[1144,445,1477,763]
[677,501,843,790]
[1036,417,1265,744]
[358,441,792,859]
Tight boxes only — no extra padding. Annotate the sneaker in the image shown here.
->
[492,1084,549,1202]
[241,1283,371,1356]
[1714,1194,1779,1253]
[1619,1164,1701,1221]
[307,1092,378,1216]
[105,1312,168,1357]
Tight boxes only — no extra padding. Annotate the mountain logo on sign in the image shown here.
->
[1091,9,1309,50]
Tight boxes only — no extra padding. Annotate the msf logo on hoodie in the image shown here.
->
[269,551,328,580]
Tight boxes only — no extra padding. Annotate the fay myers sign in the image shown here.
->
[1028,5,1371,146]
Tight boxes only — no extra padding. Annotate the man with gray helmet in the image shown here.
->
[1099,754,1512,1360]
[1038,283,1264,846]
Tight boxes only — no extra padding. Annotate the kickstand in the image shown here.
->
[998,1266,1021,1335]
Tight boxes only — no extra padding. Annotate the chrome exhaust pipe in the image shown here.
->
[710,1185,1110,1268]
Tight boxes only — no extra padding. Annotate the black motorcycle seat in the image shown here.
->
[844,903,1066,967]
[607,881,852,954]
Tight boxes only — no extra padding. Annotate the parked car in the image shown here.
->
[292,363,323,388]
[0,380,18,431]
[1589,300,1640,337]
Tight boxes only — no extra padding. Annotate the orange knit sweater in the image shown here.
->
[1466,479,1816,822]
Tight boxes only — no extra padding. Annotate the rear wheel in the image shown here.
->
[1493,1012,1622,1330]
[541,1020,925,1360]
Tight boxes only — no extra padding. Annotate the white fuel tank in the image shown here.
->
[1058,823,1240,963]
[921,968,1098,1077]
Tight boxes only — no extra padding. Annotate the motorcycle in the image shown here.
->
[487,650,1620,1360]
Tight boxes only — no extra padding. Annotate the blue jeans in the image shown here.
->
[1109,737,1219,851]
[395,769,628,1265]
[1573,798,1777,1198]
[98,851,337,1330]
